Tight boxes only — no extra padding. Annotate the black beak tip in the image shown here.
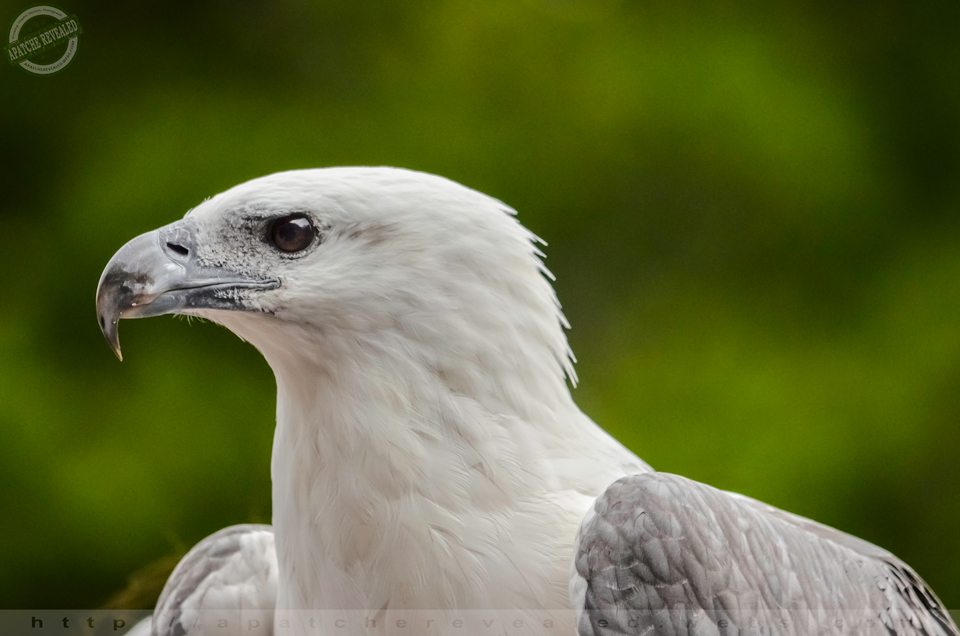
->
[96,281,124,361]
[98,311,123,361]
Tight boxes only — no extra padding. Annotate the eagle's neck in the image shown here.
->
[216,310,644,617]
[258,319,580,608]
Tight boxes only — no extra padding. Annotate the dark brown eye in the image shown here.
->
[269,215,317,253]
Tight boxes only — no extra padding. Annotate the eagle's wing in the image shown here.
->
[123,615,153,636]
[571,473,957,636]
[152,524,277,636]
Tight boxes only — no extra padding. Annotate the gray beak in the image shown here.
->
[96,219,279,360]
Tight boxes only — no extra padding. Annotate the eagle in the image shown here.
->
[97,168,957,636]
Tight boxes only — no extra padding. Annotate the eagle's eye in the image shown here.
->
[269,215,317,253]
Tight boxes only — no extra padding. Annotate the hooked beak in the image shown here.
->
[96,219,280,360]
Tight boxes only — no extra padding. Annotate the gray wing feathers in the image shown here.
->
[574,473,958,636]
[153,524,276,636]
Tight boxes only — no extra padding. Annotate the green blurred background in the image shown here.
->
[1,0,958,611]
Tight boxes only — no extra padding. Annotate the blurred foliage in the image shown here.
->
[100,553,183,611]
[1,0,958,611]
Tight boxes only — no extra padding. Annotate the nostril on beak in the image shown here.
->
[166,242,189,256]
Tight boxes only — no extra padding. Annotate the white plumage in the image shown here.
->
[189,169,648,618]
[97,168,955,636]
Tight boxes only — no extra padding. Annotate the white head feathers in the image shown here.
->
[187,168,577,411]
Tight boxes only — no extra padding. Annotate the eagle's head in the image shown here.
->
[97,167,575,402]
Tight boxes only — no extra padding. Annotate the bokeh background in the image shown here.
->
[1,0,959,611]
